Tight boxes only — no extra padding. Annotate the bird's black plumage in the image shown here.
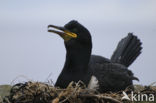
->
[48,20,142,92]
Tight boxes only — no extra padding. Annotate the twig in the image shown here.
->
[59,81,82,103]
[10,75,32,85]
[78,94,122,103]
[150,82,156,86]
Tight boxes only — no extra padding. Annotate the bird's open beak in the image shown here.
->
[132,76,139,81]
[48,24,77,41]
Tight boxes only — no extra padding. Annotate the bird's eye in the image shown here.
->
[72,28,78,32]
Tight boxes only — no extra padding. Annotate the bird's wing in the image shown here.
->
[111,33,142,67]
[88,63,138,92]
[90,55,111,64]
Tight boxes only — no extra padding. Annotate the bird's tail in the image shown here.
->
[111,33,142,67]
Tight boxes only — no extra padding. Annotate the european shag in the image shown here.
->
[48,20,142,92]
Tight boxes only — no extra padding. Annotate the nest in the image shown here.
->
[1,81,156,103]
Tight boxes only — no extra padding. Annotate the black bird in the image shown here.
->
[48,20,142,92]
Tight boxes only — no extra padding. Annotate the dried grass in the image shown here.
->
[1,81,156,103]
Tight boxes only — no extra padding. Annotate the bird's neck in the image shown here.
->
[63,46,92,72]
[55,46,92,88]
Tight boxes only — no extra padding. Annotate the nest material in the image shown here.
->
[2,81,156,103]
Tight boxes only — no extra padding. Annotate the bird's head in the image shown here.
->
[48,20,92,49]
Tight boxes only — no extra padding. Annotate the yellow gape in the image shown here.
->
[65,31,77,38]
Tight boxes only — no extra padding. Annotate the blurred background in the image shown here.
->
[0,0,156,85]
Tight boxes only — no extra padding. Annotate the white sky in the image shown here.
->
[0,0,156,85]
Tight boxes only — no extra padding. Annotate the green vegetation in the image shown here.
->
[0,85,11,98]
